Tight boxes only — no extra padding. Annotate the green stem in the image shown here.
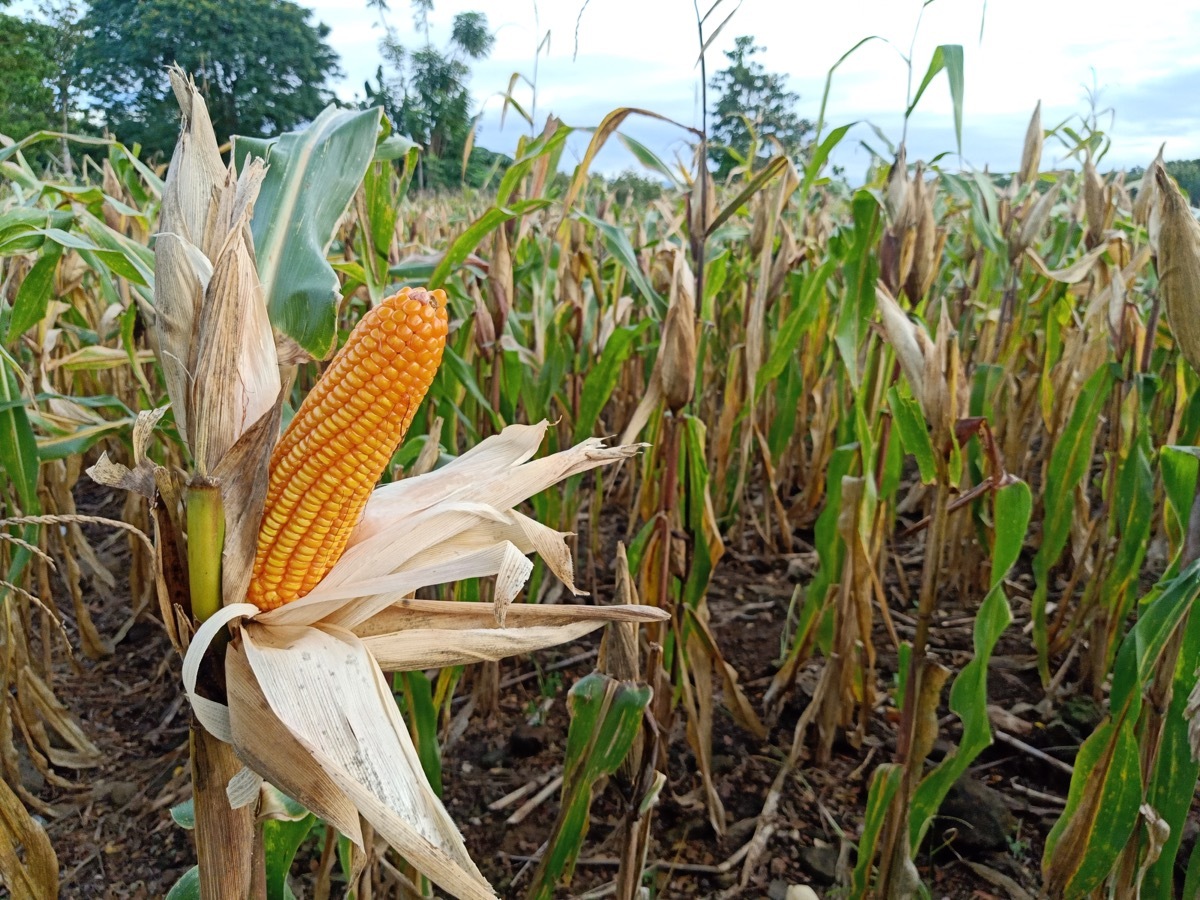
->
[187,477,224,623]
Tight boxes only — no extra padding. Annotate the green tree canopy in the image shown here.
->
[74,0,341,156]
[0,13,58,142]
[366,0,496,190]
[708,35,812,179]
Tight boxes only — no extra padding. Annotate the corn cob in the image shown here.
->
[247,287,448,610]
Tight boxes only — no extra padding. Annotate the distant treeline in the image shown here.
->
[1129,159,1200,207]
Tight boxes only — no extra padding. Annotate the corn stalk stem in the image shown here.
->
[906,473,952,717]
[191,723,256,899]
[655,414,680,650]
[878,468,952,893]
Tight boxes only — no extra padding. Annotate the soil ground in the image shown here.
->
[17,483,1167,899]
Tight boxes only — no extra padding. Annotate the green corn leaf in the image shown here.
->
[31,417,134,461]
[909,480,1030,849]
[577,212,665,315]
[165,866,200,900]
[888,385,937,485]
[1142,603,1200,898]
[573,319,652,443]
[0,208,73,249]
[834,191,881,389]
[527,673,651,900]
[616,132,681,188]
[681,415,721,609]
[495,123,572,207]
[907,45,965,155]
[428,199,551,290]
[1031,363,1115,682]
[1185,834,1200,900]
[756,258,836,398]
[1043,717,1142,898]
[396,671,442,796]
[6,243,63,341]
[0,361,40,590]
[234,105,384,359]
[852,763,904,898]
[1109,560,1200,716]
[169,799,195,830]
[810,443,858,653]
[264,814,316,900]
[1098,397,1155,667]
[1161,446,1200,557]
[709,155,788,236]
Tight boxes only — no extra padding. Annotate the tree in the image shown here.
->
[0,13,58,143]
[367,0,495,190]
[37,0,85,174]
[707,36,812,179]
[74,0,341,157]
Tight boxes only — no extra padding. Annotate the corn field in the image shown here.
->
[2,43,1200,900]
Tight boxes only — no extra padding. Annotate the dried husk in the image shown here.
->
[482,225,512,355]
[189,160,280,476]
[240,624,495,900]
[1134,146,1166,228]
[598,542,641,684]
[659,251,698,412]
[1154,165,1200,374]
[1017,101,1043,188]
[155,69,227,446]
[876,284,930,408]
[876,284,956,437]
[1084,159,1110,248]
[1012,180,1063,261]
[884,144,910,222]
[903,165,938,303]
[688,144,716,241]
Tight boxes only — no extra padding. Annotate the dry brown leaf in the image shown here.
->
[242,624,496,900]
[0,762,57,898]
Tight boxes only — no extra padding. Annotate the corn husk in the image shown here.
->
[1017,102,1043,188]
[154,69,228,447]
[154,68,280,478]
[182,421,668,900]
[875,284,958,436]
[1012,180,1063,262]
[621,249,697,440]
[903,165,938,303]
[1135,146,1166,229]
[659,252,698,412]
[884,145,909,222]
[1154,165,1200,374]
[1083,159,1111,249]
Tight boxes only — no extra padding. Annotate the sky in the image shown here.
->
[303,0,1200,182]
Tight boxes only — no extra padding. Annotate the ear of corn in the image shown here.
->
[248,287,448,610]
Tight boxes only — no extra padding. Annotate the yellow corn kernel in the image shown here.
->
[247,287,448,610]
